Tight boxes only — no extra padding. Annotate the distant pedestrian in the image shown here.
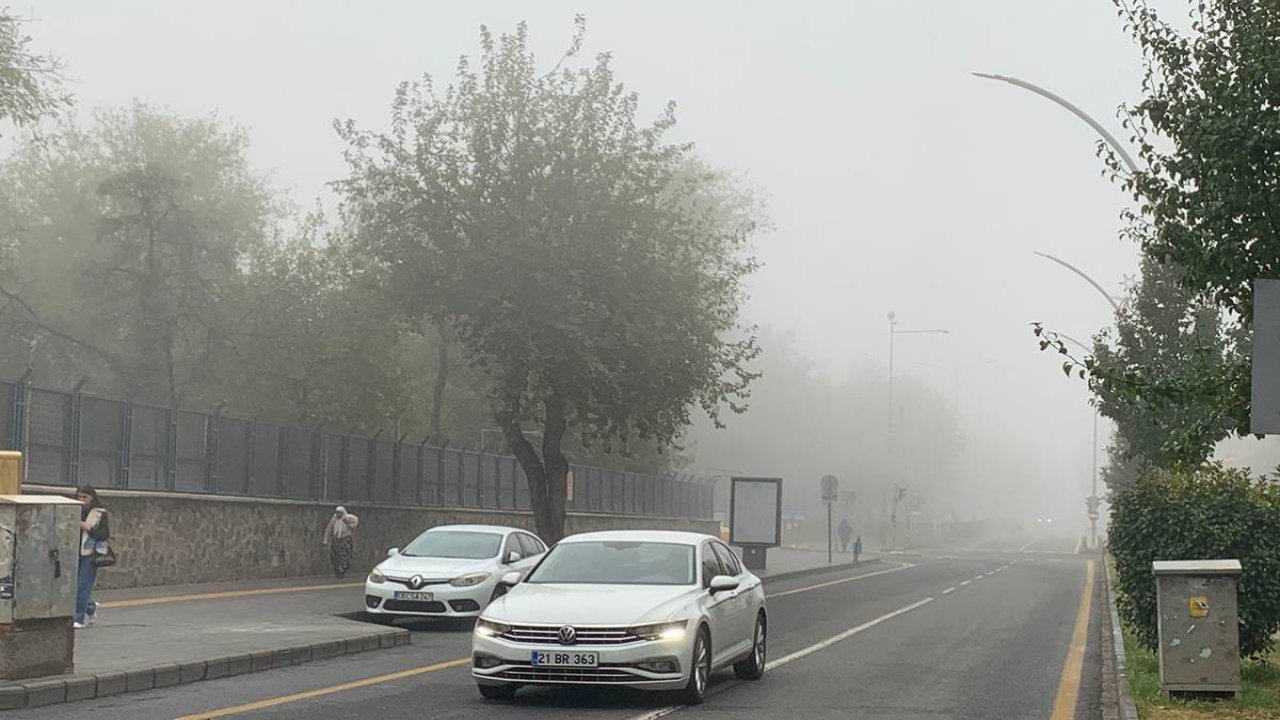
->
[75,485,110,629]
[853,535,863,563]
[838,518,852,553]
[324,506,359,578]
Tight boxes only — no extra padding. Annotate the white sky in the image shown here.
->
[32,0,1271,525]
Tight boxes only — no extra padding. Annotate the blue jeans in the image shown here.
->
[76,555,98,623]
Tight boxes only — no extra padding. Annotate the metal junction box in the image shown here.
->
[1152,559,1242,696]
[0,494,81,624]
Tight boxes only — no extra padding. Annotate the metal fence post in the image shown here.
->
[166,404,179,491]
[68,376,88,487]
[206,406,222,493]
[436,440,448,506]
[416,437,429,506]
[338,435,350,501]
[310,425,325,500]
[366,430,380,503]
[119,399,134,490]
[245,419,257,496]
[456,444,467,507]
[12,371,31,480]
[392,434,406,505]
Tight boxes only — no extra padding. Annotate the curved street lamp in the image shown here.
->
[972,72,1139,175]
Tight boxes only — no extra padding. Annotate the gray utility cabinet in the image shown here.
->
[0,494,81,623]
[1152,559,1242,696]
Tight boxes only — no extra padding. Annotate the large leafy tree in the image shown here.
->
[337,20,762,541]
[0,9,71,134]
[0,104,282,406]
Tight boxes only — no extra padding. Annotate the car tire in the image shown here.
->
[734,613,767,680]
[477,682,517,701]
[680,626,711,705]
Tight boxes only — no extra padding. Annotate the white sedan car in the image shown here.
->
[364,525,546,620]
[472,530,766,704]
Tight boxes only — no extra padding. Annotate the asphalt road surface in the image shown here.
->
[13,547,1103,720]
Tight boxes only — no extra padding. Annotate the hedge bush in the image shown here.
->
[1108,465,1280,658]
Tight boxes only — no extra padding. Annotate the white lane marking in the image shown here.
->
[1017,538,1040,552]
[960,580,972,586]
[974,575,985,580]
[767,597,935,669]
[941,587,956,595]
[766,562,914,599]
[623,597,936,720]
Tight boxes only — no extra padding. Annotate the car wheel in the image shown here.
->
[477,682,517,701]
[734,613,767,680]
[680,626,711,705]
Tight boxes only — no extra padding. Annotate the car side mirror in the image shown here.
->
[499,570,522,587]
[387,547,400,558]
[709,575,739,594]
[505,551,522,564]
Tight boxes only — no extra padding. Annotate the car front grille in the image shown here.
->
[500,625,641,645]
[385,576,451,588]
[494,664,647,684]
[383,599,447,613]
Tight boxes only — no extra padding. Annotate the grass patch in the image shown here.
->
[1122,623,1280,719]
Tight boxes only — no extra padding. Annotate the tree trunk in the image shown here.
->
[428,321,448,441]
[499,392,569,543]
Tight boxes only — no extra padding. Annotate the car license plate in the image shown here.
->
[530,650,598,668]
[393,591,433,601]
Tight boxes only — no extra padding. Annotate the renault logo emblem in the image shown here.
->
[557,626,577,645]
[408,575,425,590]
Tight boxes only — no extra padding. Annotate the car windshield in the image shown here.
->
[401,531,502,559]
[525,541,696,585]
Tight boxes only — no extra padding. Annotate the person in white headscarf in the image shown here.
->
[323,506,359,578]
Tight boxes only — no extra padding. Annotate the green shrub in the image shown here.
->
[1108,465,1280,658]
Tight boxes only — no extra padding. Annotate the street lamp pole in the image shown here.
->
[886,311,948,548]
[1057,331,1103,550]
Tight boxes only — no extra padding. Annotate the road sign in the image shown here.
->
[820,474,838,502]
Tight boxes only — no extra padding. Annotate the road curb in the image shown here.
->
[1101,556,1140,720]
[762,557,885,584]
[0,626,410,711]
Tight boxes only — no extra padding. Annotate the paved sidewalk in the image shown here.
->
[0,577,406,710]
[739,545,880,578]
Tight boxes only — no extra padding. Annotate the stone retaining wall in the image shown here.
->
[28,486,719,590]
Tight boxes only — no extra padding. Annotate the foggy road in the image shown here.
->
[13,551,1102,720]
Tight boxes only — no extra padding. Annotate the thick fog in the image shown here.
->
[32,0,1275,538]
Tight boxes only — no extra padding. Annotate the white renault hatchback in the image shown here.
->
[364,525,546,620]
[471,530,766,704]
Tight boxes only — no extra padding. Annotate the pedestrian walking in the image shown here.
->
[324,506,359,578]
[838,517,852,553]
[75,485,110,629]
[854,535,863,564]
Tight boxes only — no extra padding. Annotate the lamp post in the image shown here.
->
[887,312,948,548]
[1057,331,1103,550]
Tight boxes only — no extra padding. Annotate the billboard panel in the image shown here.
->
[729,477,782,547]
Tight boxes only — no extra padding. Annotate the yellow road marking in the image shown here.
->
[171,657,470,720]
[101,582,361,609]
[1050,559,1095,720]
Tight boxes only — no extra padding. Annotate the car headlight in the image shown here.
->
[475,618,512,638]
[450,572,491,588]
[629,620,688,642]
[368,569,386,584]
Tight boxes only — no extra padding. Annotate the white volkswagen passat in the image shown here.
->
[364,525,547,620]
[472,530,766,704]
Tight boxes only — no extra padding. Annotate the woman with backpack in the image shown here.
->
[75,485,110,629]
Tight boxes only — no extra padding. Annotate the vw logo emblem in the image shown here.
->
[557,626,577,645]
[408,575,424,590]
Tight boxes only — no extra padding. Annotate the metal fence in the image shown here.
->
[0,378,716,519]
